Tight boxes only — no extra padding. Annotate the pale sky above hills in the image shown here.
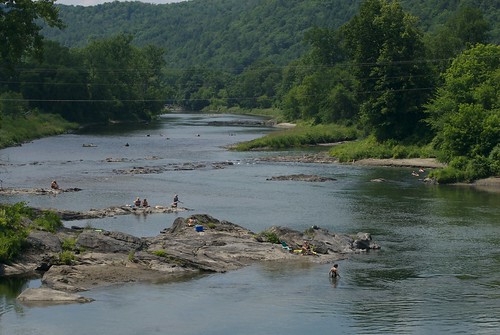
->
[57,0,185,6]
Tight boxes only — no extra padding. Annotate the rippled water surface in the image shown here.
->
[1,113,499,334]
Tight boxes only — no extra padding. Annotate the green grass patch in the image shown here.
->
[0,112,78,149]
[59,250,76,265]
[128,250,135,262]
[258,231,280,244]
[152,250,167,257]
[233,124,359,151]
[62,237,77,251]
[428,155,497,183]
[33,210,63,233]
[329,136,438,162]
[213,107,283,119]
[0,202,64,263]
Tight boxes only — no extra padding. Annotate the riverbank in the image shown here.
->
[255,153,500,189]
[0,114,77,149]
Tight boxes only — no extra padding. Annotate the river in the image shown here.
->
[1,113,499,334]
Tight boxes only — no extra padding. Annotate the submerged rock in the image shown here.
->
[17,287,94,304]
[266,174,336,182]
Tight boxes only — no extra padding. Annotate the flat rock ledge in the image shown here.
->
[266,174,336,182]
[5,214,379,305]
[0,187,82,196]
[32,205,189,221]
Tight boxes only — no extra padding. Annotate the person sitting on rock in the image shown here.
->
[142,199,149,207]
[134,197,141,207]
[329,264,340,278]
[301,240,311,254]
[51,180,59,190]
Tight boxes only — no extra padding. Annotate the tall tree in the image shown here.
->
[425,44,499,168]
[83,34,166,122]
[341,0,434,141]
[425,6,490,71]
[0,0,63,70]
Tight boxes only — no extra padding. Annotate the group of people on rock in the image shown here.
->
[132,194,181,208]
[134,197,149,208]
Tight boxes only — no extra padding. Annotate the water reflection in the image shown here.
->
[0,276,31,317]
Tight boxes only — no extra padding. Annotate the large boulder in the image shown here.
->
[76,230,145,253]
[17,287,93,304]
[26,230,62,253]
[353,232,380,250]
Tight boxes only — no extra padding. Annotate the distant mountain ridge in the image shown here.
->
[42,0,499,70]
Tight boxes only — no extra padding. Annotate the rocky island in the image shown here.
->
[2,213,379,305]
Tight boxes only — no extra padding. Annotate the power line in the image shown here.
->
[0,86,436,103]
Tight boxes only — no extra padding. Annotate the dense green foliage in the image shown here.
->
[1,0,498,183]
[43,0,363,69]
[1,34,167,123]
[0,203,62,263]
[341,0,434,141]
[425,44,500,182]
[1,0,63,70]
[0,203,30,263]
[330,136,438,162]
[41,0,499,69]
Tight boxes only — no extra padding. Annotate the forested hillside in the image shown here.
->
[2,0,498,183]
[42,0,499,70]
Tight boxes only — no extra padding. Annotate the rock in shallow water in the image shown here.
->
[17,287,94,305]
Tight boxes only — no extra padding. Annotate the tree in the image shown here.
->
[83,34,166,121]
[0,0,63,70]
[425,6,490,71]
[229,60,282,109]
[20,41,88,121]
[341,0,434,141]
[426,44,499,163]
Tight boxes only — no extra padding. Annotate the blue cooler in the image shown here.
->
[195,225,204,232]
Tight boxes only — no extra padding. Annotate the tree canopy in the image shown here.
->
[0,0,63,70]
[426,44,499,176]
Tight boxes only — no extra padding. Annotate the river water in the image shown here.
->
[0,113,499,334]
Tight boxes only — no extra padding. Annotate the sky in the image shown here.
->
[56,0,185,6]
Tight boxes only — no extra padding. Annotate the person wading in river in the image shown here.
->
[172,194,179,208]
[329,264,340,278]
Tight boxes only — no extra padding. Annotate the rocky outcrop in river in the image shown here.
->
[33,205,189,221]
[3,214,379,304]
[0,187,82,196]
[266,174,336,182]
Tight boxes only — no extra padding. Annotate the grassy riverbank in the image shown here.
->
[0,113,78,149]
[233,126,499,184]
[329,136,438,161]
[232,123,359,150]
[208,107,285,121]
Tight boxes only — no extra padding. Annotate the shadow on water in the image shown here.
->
[0,276,33,317]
